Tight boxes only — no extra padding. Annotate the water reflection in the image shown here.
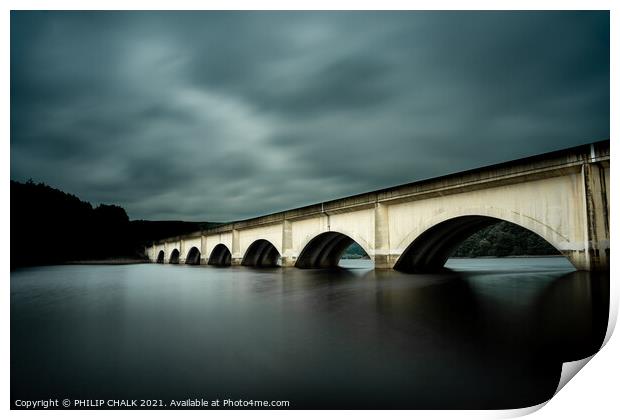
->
[11,258,608,409]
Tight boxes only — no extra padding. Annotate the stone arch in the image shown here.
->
[296,231,371,269]
[296,228,374,262]
[156,250,165,264]
[208,244,232,266]
[394,206,571,255]
[393,211,572,273]
[169,249,180,264]
[242,239,281,267]
[185,246,201,265]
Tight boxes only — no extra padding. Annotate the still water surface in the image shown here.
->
[11,258,608,409]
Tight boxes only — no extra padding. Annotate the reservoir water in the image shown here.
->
[11,257,608,409]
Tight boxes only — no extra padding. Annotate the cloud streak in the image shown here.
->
[11,11,609,221]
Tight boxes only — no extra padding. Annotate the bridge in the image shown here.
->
[146,140,609,272]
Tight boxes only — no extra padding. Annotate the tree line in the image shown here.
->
[451,221,559,257]
[10,180,217,268]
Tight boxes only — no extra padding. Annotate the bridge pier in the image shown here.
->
[374,203,392,269]
[578,160,610,271]
[281,220,296,267]
[231,228,243,265]
[200,236,208,264]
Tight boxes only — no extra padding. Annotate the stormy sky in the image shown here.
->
[10,11,609,221]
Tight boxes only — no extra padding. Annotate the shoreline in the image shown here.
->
[64,259,150,265]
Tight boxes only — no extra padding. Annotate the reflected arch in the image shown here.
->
[185,246,201,265]
[156,250,165,264]
[209,244,232,266]
[242,239,280,267]
[393,215,568,273]
[296,231,370,269]
[169,249,180,264]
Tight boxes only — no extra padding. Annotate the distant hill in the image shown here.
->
[10,180,217,268]
[451,221,559,257]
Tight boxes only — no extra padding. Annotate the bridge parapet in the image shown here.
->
[147,140,609,272]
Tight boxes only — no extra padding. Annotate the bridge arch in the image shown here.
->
[393,210,572,272]
[169,249,180,264]
[242,239,280,267]
[208,244,232,266]
[185,246,201,265]
[393,206,571,255]
[156,250,165,264]
[296,231,371,269]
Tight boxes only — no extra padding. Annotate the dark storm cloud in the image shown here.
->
[10,11,609,221]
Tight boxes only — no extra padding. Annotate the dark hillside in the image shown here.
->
[10,180,216,268]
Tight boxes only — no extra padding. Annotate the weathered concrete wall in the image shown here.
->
[385,172,587,268]
[236,223,283,265]
[289,216,329,266]
[326,208,375,256]
[164,241,181,264]
[204,232,233,264]
[180,237,201,264]
[145,140,609,271]
[147,245,166,262]
[580,160,610,270]
[287,208,375,267]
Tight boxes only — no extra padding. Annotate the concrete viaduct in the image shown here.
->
[146,140,609,272]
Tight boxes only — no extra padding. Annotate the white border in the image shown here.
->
[3,2,616,419]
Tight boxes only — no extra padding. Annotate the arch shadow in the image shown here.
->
[186,246,201,265]
[296,231,367,269]
[242,239,280,267]
[394,216,565,273]
[209,244,232,266]
[156,250,165,264]
[169,249,180,264]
